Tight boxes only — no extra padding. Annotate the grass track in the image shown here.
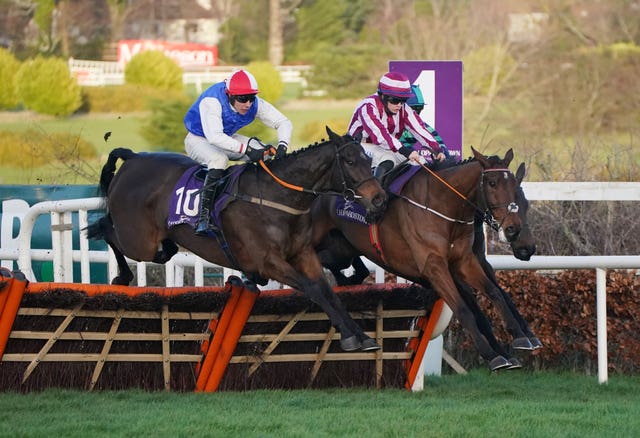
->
[1,370,638,437]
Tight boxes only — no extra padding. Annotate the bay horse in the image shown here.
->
[322,172,540,349]
[311,147,533,370]
[87,127,388,351]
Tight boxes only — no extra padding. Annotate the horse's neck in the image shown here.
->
[271,145,334,191]
[253,144,334,205]
[412,161,482,200]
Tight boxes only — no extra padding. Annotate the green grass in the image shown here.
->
[0,371,638,437]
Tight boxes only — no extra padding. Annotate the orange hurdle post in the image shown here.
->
[203,286,259,392]
[0,271,28,360]
[404,298,445,390]
[195,280,244,391]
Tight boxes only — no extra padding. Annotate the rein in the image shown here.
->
[410,158,517,231]
[258,140,374,201]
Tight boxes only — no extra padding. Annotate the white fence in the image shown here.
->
[68,58,311,92]
[1,182,640,383]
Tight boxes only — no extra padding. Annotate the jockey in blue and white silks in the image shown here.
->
[183,69,292,234]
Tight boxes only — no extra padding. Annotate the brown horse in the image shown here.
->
[87,127,388,351]
[312,147,530,370]
[319,162,542,355]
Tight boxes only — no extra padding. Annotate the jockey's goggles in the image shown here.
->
[233,94,257,103]
[383,95,408,105]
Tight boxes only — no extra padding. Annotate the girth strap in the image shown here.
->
[368,223,388,265]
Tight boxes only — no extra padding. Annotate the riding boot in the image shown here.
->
[195,168,225,235]
[374,160,394,184]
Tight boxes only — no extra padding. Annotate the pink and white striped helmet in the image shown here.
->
[377,72,413,99]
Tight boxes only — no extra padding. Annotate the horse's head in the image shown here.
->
[326,127,387,222]
[509,164,536,260]
[472,147,522,243]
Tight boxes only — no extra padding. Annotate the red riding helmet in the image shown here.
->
[225,69,259,95]
[377,72,413,99]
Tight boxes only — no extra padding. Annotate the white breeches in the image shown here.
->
[185,132,251,170]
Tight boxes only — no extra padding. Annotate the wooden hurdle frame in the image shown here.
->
[0,268,446,392]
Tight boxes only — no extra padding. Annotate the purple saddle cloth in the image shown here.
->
[334,165,421,224]
[167,164,245,231]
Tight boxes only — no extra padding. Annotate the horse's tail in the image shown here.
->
[99,148,137,196]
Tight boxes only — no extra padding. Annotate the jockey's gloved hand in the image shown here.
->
[397,145,414,159]
[246,145,265,163]
[440,144,451,159]
[275,141,288,159]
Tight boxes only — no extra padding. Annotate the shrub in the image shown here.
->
[124,50,184,92]
[299,118,349,144]
[141,95,192,152]
[14,56,82,116]
[82,84,184,113]
[234,62,285,143]
[0,129,97,168]
[246,61,284,103]
[0,48,21,109]
[463,45,517,96]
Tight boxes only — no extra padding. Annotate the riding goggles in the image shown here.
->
[233,94,257,103]
[383,95,408,105]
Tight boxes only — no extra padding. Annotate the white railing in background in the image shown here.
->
[68,58,310,92]
[2,181,640,384]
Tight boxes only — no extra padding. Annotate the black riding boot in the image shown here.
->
[374,160,394,184]
[195,168,225,235]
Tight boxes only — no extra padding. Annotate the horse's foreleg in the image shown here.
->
[275,249,377,351]
[417,256,512,371]
[477,255,542,349]
[456,256,533,350]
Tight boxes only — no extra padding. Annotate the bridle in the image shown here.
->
[478,168,520,232]
[407,159,520,232]
[259,139,377,201]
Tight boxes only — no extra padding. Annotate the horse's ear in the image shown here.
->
[471,146,489,166]
[516,162,526,184]
[504,148,514,166]
[326,126,338,142]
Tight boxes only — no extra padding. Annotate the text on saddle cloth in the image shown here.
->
[167,165,245,230]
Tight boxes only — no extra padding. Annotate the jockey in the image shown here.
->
[400,84,451,159]
[184,69,292,234]
[347,71,446,182]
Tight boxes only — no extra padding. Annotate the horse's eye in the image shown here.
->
[488,179,497,188]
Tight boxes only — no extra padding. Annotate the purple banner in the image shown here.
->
[389,60,463,159]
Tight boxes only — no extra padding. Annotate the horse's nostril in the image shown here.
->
[373,195,386,208]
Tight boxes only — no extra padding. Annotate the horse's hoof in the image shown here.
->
[227,275,244,287]
[340,335,361,352]
[489,356,512,371]
[530,337,543,349]
[360,338,381,351]
[506,358,523,369]
[512,337,534,350]
[243,280,260,293]
[111,277,130,286]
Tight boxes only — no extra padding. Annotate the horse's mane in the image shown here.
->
[273,134,347,161]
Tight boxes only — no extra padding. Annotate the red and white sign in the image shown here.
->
[117,40,218,69]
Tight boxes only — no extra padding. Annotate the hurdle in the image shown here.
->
[0,270,448,392]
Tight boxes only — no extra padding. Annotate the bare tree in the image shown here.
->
[269,0,302,66]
